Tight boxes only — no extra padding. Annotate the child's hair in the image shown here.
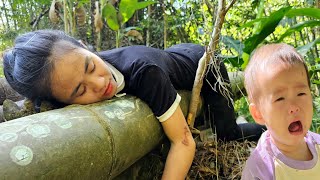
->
[2,30,86,104]
[244,43,310,103]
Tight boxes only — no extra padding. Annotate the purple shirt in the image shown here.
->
[241,130,320,180]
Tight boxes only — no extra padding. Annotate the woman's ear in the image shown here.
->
[249,103,265,125]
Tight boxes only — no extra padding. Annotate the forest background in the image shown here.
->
[1,0,319,132]
[0,0,319,179]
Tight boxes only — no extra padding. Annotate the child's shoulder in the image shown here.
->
[242,131,275,179]
[247,131,274,166]
[307,131,320,144]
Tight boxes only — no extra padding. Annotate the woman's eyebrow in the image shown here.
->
[84,55,90,73]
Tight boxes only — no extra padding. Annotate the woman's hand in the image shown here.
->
[160,105,196,180]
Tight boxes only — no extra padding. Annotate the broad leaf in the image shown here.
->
[241,52,250,70]
[297,38,320,57]
[120,0,156,25]
[221,56,244,68]
[278,20,320,42]
[102,4,119,31]
[239,18,267,29]
[243,7,292,54]
[286,8,320,19]
[135,1,156,9]
[221,36,244,54]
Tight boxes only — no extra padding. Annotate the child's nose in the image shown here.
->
[288,104,300,114]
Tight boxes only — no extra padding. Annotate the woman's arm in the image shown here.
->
[127,64,196,178]
[160,105,196,179]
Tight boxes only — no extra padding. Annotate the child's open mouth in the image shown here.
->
[288,120,303,135]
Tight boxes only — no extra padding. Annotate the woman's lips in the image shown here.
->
[104,82,113,96]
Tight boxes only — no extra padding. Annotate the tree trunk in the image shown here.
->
[162,0,167,49]
[2,0,10,29]
[146,5,151,46]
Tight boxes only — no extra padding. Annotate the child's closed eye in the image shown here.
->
[297,92,306,96]
[275,97,284,102]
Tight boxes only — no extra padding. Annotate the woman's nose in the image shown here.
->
[88,75,105,93]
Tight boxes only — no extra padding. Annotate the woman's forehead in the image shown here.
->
[50,49,86,100]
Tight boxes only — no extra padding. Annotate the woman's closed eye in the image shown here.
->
[78,85,87,97]
[90,62,96,73]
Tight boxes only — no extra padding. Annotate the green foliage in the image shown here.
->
[102,0,156,31]
[286,8,320,19]
[311,96,320,133]
[119,0,155,24]
[234,96,255,123]
[220,6,320,72]
[102,3,119,31]
[242,7,292,54]
[277,20,320,42]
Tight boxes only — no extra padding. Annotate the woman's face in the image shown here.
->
[50,46,117,104]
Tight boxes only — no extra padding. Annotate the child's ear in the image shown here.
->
[249,103,265,125]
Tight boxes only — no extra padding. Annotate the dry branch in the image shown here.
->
[187,0,237,128]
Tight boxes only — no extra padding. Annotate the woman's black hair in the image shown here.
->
[3,29,85,107]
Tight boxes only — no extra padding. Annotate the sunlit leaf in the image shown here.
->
[243,6,292,54]
[241,52,250,70]
[277,20,320,42]
[286,8,320,19]
[296,38,320,57]
[239,18,267,29]
[135,1,156,10]
[120,0,156,25]
[102,4,119,31]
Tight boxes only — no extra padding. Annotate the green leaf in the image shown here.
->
[243,6,292,54]
[278,20,320,42]
[286,8,320,19]
[135,1,156,9]
[222,56,244,68]
[102,4,120,31]
[120,0,156,25]
[296,38,320,57]
[221,36,244,54]
[241,52,250,70]
[239,18,267,29]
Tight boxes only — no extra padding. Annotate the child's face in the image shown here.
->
[250,63,312,146]
[50,47,118,104]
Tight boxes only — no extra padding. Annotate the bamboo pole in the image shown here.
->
[0,91,199,179]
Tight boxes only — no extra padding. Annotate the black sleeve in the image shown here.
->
[127,64,180,122]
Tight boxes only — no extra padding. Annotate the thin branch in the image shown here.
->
[226,0,237,12]
[187,0,237,128]
[30,7,50,29]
